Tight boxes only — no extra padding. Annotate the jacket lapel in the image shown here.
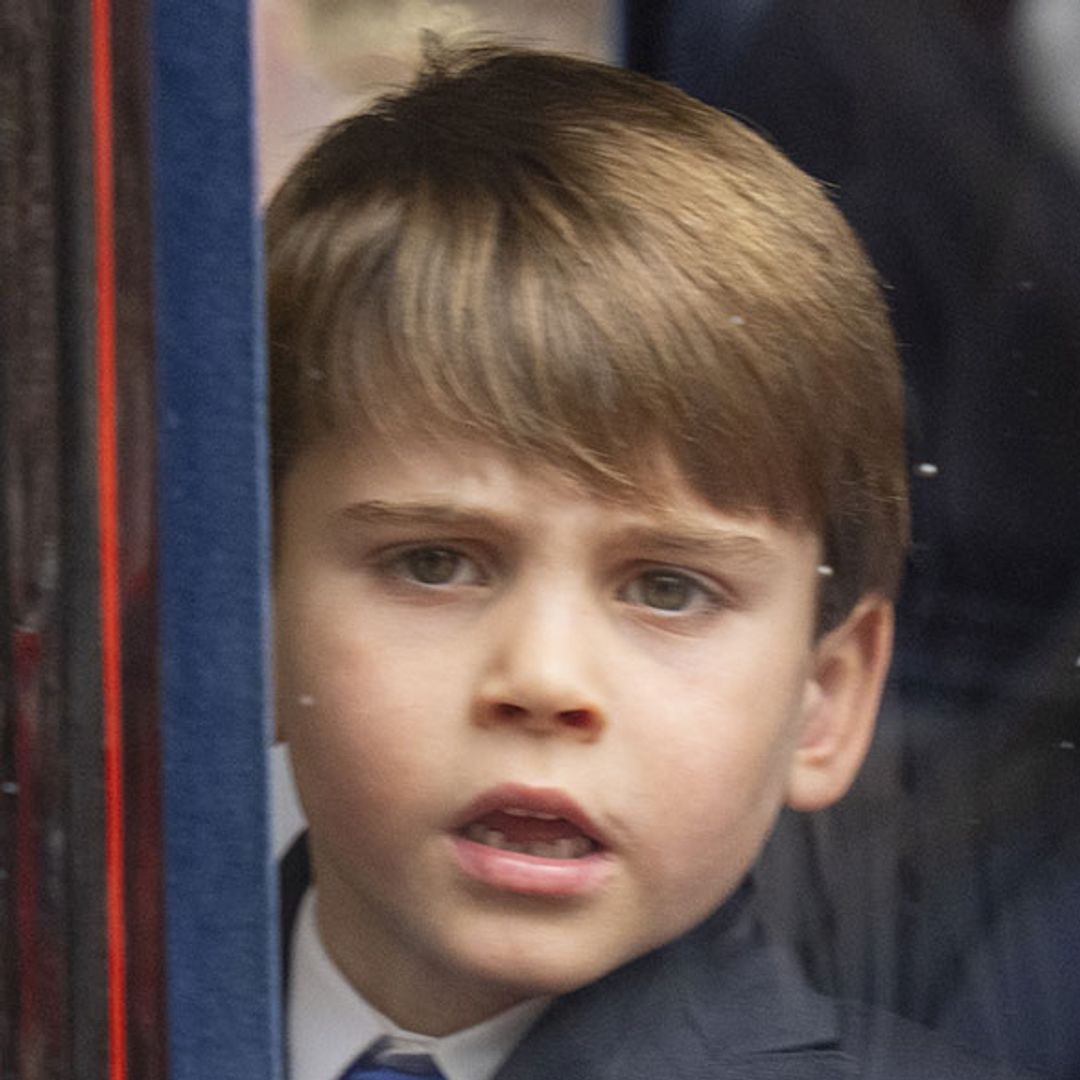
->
[494,884,855,1080]
[280,832,312,1000]
[280,843,851,1080]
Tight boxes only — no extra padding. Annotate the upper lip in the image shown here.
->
[452,783,608,848]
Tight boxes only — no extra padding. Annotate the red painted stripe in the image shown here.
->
[91,0,128,1077]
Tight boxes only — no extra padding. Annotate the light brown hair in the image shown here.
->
[265,45,909,630]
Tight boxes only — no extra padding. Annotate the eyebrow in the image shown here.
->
[610,524,781,568]
[335,500,781,566]
[336,500,504,531]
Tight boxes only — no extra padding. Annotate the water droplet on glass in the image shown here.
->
[915,462,939,478]
[1,781,18,796]
[306,367,325,382]
[816,564,835,577]
[1016,280,1035,292]
[298,694,316,708]
[1057,740,1076,751]
[728,315,745,326]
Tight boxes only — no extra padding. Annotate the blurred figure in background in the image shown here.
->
[627,2,1080,1077]
[254,0,614,199]
[1014,0,1080,178]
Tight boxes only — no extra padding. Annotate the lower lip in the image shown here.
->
[450,835,614,897]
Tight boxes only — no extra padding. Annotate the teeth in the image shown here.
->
[559,837,594,858]
[568,836,593,858]
[463,824,594,858]
[503,807,560,820]
[465,825,510,849]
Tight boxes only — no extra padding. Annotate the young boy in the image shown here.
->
[267,46,1032,1080]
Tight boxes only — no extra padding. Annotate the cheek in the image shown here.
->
[276,619,427,815]
[634,753,789,924]
[627,673,805,896]
[645,735,788,846]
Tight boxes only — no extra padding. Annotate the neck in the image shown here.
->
[314,891,530,1036]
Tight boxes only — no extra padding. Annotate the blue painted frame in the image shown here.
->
[151,2,279,1077]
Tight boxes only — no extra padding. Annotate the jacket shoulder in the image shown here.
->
[838,1000,1044,1080]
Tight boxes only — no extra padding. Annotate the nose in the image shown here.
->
[472,584,607,741]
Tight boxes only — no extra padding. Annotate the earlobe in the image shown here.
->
[785,595,894,812]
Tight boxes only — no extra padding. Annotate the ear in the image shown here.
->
[785,594,894,812]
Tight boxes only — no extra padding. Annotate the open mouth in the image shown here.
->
[451,789,612,896]
[459,808,601,860]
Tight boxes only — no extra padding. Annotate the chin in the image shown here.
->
[448,922,652,1000]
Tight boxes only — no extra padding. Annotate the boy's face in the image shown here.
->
[275,428,884,1034]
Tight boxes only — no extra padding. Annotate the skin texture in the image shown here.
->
[275,429,893,1035]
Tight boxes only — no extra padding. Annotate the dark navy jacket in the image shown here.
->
[281,835,1038,1080]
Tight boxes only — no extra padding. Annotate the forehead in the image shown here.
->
[278,428,822,568]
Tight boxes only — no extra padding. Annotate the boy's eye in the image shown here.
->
[622,569,711,612]
[393,546,483,587]
[401,547,466,585]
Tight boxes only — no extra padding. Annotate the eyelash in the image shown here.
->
[618,566,727,615]
[374,545,731,615]
[380,545,488,588]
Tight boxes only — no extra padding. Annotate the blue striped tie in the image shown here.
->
[339,1047,446,1080]
[339,1068,444,1080]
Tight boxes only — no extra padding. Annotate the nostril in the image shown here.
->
[559,709,592,729]
[481,701,600,734]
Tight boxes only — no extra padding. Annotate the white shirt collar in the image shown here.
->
[288,891,549,1080]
